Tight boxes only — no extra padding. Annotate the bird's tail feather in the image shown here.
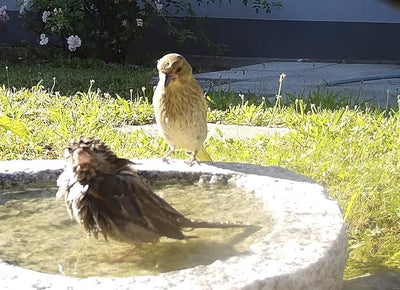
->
[197,147,212,162]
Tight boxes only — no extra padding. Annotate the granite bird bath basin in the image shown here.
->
[0,159,347,290]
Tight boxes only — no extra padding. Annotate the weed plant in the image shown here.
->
[0,62,399,278]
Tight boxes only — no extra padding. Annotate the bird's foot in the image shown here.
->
[185,157,199,166]
[162,148,175,163]
[102,247,137,263]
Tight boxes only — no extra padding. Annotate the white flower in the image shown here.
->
[155,1,163,11]
[19,0,30,15]
[42,11,50,23]
[67,35,82,52]
[39,34,49,45]
[136,18,143,27]
[0,6,9,23]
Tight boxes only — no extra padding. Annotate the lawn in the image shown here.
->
[1,61,399,278]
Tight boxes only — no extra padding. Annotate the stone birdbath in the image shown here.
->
[0,159,347,290]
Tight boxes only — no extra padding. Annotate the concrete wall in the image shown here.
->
[1,0,400,61]
[191,0,400,23]
[1,1,17,9]
[4,0,400,22]
[139,0,400,61]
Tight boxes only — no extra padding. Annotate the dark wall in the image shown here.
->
[1,11,400,62]
[138,18,400,61]
[0,11,36,46]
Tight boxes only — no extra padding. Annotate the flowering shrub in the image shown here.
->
[18,0,281,60]
[19,0,155,59]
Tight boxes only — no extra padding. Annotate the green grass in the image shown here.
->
[1,60,155,98]
[1,61,400,279]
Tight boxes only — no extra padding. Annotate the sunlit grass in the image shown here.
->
[0,61,399,279]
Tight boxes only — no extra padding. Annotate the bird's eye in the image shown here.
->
[176,67,182,73]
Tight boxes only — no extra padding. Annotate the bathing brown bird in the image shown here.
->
[153,53,212,165]
[56,138,247,244]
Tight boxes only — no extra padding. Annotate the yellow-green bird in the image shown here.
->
[153,53,212,165]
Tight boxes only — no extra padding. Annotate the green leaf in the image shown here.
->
[0,116,30,137]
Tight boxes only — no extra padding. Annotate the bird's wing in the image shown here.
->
[88,171,187,239]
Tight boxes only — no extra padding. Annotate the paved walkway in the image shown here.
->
[195,61,400,108]
[344,271,400,290]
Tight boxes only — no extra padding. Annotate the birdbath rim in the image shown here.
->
[0,159,347,290]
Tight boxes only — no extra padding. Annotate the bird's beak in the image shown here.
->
[164,73,173,88]
[159,72,174,88]
[164,74,176,88]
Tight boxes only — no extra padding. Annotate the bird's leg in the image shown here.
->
[162,147,175,162]
[104,246,138,263]
[185,151,199,166]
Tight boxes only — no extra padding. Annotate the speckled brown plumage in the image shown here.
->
[56,138,246,244]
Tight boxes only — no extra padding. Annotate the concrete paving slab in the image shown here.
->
[195,61,400,107]
[343,271,400,290]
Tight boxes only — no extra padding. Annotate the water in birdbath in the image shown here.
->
[0,180,271,278]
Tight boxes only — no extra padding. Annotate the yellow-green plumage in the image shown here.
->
[153,53,212,164]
